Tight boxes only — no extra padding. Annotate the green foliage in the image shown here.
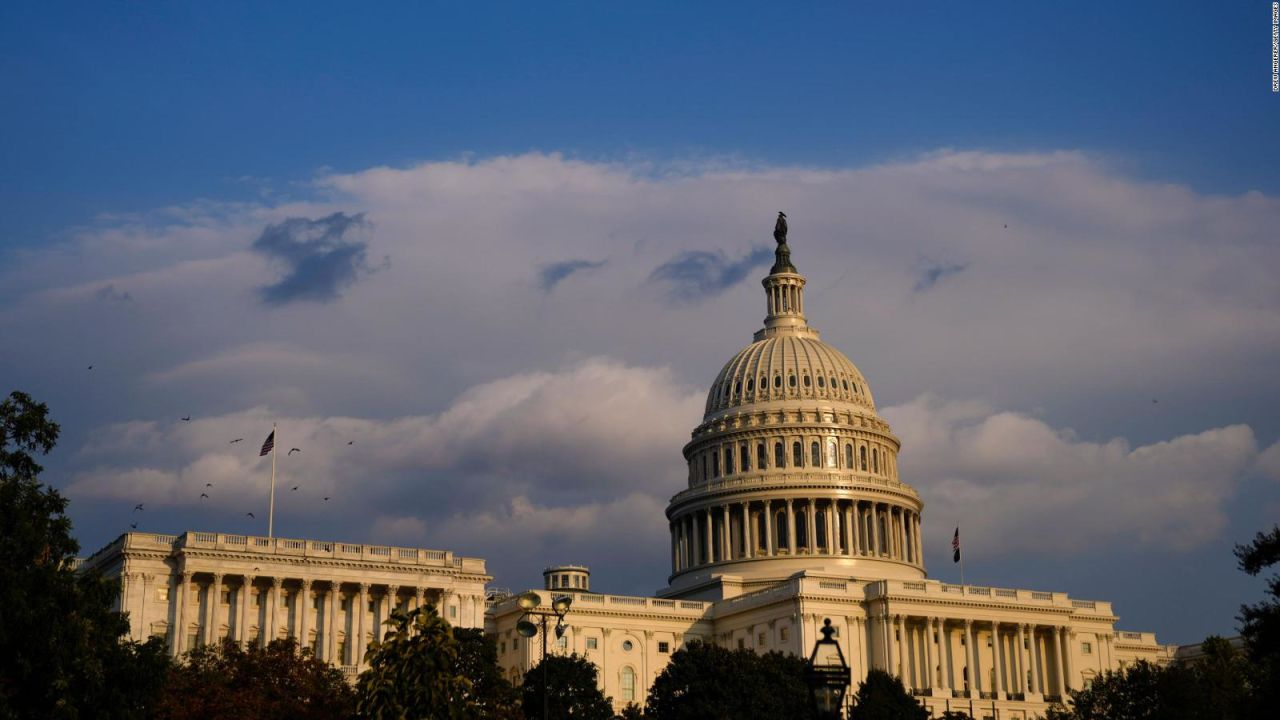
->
[0,390,170,719]
[616,703,645,720]
[1236,524,1280,709]
[520,653,614,720]
[847,669,928,720]
[937,712,972,720]
[644,642,810,720]
[155,638,353,720]
[356,604,475,719]
[453,627,523,719]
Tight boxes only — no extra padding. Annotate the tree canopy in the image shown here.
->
[520,653,613,720]
[356,604,475,719]
[155,638,354,720]
[0,390,170,719]
[846,669,928,720]
[1236,524,1280,709]
[644,642,810,720]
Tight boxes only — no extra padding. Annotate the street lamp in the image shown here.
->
[807,618,851,720]
[515,591,573,720]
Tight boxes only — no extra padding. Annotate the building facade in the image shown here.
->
[489,225,1176,717]
[80,530,490,676]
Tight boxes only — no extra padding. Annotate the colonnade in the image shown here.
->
[877,614,1082,701]
[160,570,484,670]
[689,436,896,485]
[670,498,922,572]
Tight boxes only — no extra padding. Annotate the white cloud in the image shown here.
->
[885,394,1259,557]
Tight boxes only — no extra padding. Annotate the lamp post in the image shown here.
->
[515,591,572,720]
[807,618,851,720]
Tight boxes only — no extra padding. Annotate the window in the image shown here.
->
[803,374,811,387]
[860,446,868,471]
[747,378,754,392]
[621,667,637,702]
[825,438,837,467]
[774,442,785,468]
[734,380,741,395]
[622,640,634,652]
[450,605,457,619]
[255,593,264,608]
[701,455,708,480]
[712,452,720,477]
[156,586,170,602]
[811,441,821,467]
[740,443,750,472]
[187,633,199,650]
[221,590,232,604]
[845,444,854,468]
[586,637,598,650]
[1082,641,1093,655]
[757,443,767,469]
[780,627,790,643]
[737,638,745,649]
[724,446,734,475]
[792,441,803,467]
[788,375,797,388]
[842,379,849,391]
[658,641,670,653]
[773,374,782,389]
[367,600,376,612]
[757,632,766,646]
[312,596,321,610]
[872,449,879,474]
[556,636,567,649]
[817,376,825,388]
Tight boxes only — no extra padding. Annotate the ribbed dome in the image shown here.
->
[704,334,876,417]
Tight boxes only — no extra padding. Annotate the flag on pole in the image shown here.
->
[259,430,275,457]
[952,527,961,563]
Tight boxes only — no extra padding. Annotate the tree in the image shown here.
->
[155,638,354,720]
[644,642,810,720]
[453,627,523,719]
[356,604,475,719]
[937,712,971,720]
[520,654,614,720]
[1236,525,1280,709]
[846,669,928,720]
[616,703,645,720]
[0,390,170,719]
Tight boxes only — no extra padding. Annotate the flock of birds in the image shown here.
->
[120,407,357,533]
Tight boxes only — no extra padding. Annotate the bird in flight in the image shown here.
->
[1003,224,1008,229]
[1152,399,1159,404]
[133,503,145,512]
[229,438,243,444]
[205,482,213,487]
[87,365,94,370]
[246,512,255,519]
[323,497,330,502]
[200,493,209,500]
[288,448,301,455]
[347,441,354,445]
[181,416,191,422]
[130,522,138,530]
[291,486,299,491]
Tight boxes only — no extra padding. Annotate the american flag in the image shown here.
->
[952,527,961,563]
[259,430,275,457]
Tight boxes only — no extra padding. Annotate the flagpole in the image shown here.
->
[268,423,277,539]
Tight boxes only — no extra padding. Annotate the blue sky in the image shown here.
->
[2,2,1279,646]
[2,1,1274,249]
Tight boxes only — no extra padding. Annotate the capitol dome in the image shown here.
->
[663,217,925,598]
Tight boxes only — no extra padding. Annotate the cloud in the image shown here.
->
[538,259,606,291]
[913,259,968,292]
[1257,440,1280,483]
[648,246,773,302]
[251,212,374,305]
[884,394,1259,557]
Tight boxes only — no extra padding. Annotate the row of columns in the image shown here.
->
[671,498,922,572]
[878,615,1078,700]
[163,570,480,669]
[690,437,896,484]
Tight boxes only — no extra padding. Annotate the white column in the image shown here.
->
[237,576,253,646]
[742,503,752,559]
[806,500,817,553]
[896,615,906,680]
[1052,626,1066,696]
[938,620,951,691]
[173,571,190,655]
[1031,626,1044,695]
[924,617,935,689]
[843,504,854,555]
[786,499,796,554]
[853,503,864,555]
[269,578,283,645]
[885,614,896,675]
[704,507,714,563]
[825,501,836,554]
[764,502,775,555]
[722,505,732,560]
[299,580,312,651]
[414,587,425,612]
[357,583,370,667]
[1017,623,1028,696]
[966,620,979,696]
[871,504,882,555]
[991,621,1004,699]
[327,583,340,663]
[1061,627,1074,691]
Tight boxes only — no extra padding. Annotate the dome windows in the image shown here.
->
[740,443,750,472]
[724,446,735,475]
[845,443,854,468]
[747,378,754,393]
[803,375,811,388]
[788,374,797,388]
[842,379,849,392]
[757,443,767,470]
[817,376,825,388]
[774,374,782,389]
[810,442,821,467]
[774,442,785,468]
[734,380,742,396]
[860,446,868,471]
[792,441,803,467]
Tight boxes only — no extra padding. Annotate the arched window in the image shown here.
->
[734,380,741,396]
[702,455,708,480]
[747,378,754,392]
[860,446,868,471]
[811,441,821,467]
[774,442,785,468]
[825,439,837,468]
[796,512,808,550]
[776,511,788,549]
[872,449,879,474]
[815,510,826,550]
[792,441,804,467]
[788,374,797,388]
[740,443,750,472]
[845,444,854,469]
[774,374,782,389]
[803,374,811,387]
[817,375,825,388]
[712,452,720,478]
[757,443,768,470]
[724,446,734,475]
[842,378,849,392]
[621,667,637,702]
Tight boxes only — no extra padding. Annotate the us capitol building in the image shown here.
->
[81,218,1175,718]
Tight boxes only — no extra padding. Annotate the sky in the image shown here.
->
[1,2,1278,645]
